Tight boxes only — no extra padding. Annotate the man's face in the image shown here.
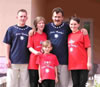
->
[16,12,28,26]
[52,12,64,26]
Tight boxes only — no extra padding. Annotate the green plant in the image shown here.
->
[94,80,100,87]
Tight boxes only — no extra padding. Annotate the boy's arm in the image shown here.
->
[4,43,11,68]
[38,65,42,83]
[55,66,58,83]
[87,47,92,70]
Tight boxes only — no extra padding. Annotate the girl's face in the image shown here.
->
[69,19,80,33]
[42,44,52,54]
[37,20,45,32]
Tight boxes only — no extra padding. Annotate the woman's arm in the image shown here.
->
[87,47,92,70]
[55,66,58,83]
[29,47,40,55]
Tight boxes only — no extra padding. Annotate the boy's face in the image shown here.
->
[52,12,64,26]
[42,44,52,54]
[16,11,28,26]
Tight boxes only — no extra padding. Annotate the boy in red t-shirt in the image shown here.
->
[37,40,59,87]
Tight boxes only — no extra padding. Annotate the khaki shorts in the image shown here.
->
[6,64,30,87]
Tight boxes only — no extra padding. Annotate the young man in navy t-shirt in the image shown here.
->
[3,9,32,87]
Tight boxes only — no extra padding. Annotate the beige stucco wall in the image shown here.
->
[0,0,32,56]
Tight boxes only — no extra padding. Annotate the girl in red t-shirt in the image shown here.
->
[27,16,47,87]
[68,16,92,87]
[37,40,59,87]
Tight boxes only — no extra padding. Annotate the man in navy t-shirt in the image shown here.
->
[3,9,32,87]
[44,7,71,87]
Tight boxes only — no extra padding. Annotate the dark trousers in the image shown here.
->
[29,70,42,87]
[71,70,89,87]
[42,79,55,87]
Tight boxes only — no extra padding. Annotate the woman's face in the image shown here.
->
[37,20,45,31]
[69,19,80,33]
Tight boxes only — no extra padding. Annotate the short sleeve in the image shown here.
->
[83,35,91,48]
[3,28,12,45]
[27,35,34,48]
[54,55,59,66]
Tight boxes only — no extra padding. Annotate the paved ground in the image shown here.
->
[68,74,100,87]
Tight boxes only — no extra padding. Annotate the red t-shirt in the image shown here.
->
[27,32,47,69]
[36,53,59,80]
[68,31,91,70]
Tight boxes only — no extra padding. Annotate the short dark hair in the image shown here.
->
[52,7,64,16]
[17,9,27,15]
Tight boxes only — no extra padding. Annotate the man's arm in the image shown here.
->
[28,28,36,36]
[4,43,11,68]
[81,28,88,35]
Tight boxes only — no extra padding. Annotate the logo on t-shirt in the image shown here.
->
[54,34,59,38]
[68,39,78,52]
[20,36,24,40]
[45,68,49,73]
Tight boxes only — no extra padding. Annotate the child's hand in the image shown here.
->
[55,77,58,83]
[38,78,42,83]
[87,62,92,70]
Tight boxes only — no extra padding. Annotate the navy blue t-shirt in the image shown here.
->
[3,25,32,64]
[45,22,71,65]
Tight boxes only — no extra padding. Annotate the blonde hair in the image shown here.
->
[33,16,45,30]
[42,40,52,48]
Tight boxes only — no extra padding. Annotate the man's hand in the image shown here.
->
[81,28,88,35]
[6,58,11,68]
[28,28,36,36]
